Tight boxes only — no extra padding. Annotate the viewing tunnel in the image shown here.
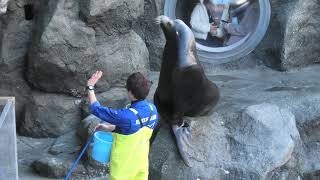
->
[164,0,271,64]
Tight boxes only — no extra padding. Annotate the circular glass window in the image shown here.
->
[164,0,271,64]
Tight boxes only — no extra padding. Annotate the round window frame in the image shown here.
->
[164,0,271,64]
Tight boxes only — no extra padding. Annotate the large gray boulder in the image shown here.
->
[94,30,150,87]
[256,0,320,70]
[281,0,320,70]
[255,0,298,70]
[20,91,82,138]
[80,0,144,37]
[27,0,149,96]
[150,103,299,179]
[27,0,99,96]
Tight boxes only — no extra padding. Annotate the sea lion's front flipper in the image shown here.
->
[172,123,192,167]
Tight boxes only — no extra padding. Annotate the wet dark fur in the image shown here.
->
[151,18,219,142]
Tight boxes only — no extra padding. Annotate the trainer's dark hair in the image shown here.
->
[126,72,150,100]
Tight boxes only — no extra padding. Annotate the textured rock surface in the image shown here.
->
[80,0,144,37]
[27,0,99,96]
[33,156,87,179]
[28,0,149,96]
[282,0,320,69]
[77,114,101,141]
[134,0,165,71]
[48,130,81,155]
[0,0,34,125]
[20,91,82,138]
[17,136,56,180]
[254,0,297,70]
[149,65,320,179]
[94,30,149,88]
[0,70,31,126]
[256,0,320,70]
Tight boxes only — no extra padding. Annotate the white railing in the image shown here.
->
[0,97,18,180]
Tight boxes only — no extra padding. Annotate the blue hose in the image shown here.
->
[64,131,95,180]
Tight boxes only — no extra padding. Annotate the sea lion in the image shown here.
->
[153,16,220,166]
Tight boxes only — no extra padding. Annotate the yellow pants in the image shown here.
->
[109,127,153,180]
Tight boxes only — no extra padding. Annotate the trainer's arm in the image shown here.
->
[88,90,97,105]
[87,71,125,131]
[87,71,102,105]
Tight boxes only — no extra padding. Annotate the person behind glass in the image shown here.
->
[207,0,257,46]
[191,0,257,47]
[190,0,224,47]
[87,71,159,180]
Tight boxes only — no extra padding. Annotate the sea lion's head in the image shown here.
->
[156,16,195,42]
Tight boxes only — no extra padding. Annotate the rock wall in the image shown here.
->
[256,0,320,70]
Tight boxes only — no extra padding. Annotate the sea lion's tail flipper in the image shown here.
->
[172,123,192,167]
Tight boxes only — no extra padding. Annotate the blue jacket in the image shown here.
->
[90,100,159,135]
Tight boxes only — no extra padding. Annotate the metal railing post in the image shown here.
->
[0,97,18,180]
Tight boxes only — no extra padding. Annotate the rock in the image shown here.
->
[255,0,298,70]
[0,70,31,127]
[17,136,57,180]
[48,130,81,155]
[150,104,299,179]
[80,0,144,37]
[0,17,32,72]
[281,0,320,70]
[94,30,149,88]
[229,104,299,176]
[20,91,82,138]
[28,0,149,96]
[32,156,87,179]
[149,65,320,179]
[0,0,33,126]
[256,0,320,70]
[77,114,101,141]
[27,0,99,96]
[134,0,165,71]
[81,87,129,118]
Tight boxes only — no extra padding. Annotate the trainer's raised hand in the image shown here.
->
[87,71,103,86]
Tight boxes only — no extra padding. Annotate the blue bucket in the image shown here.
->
[90,131,113,163]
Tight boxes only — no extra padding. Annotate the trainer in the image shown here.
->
[87,71,158,180]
